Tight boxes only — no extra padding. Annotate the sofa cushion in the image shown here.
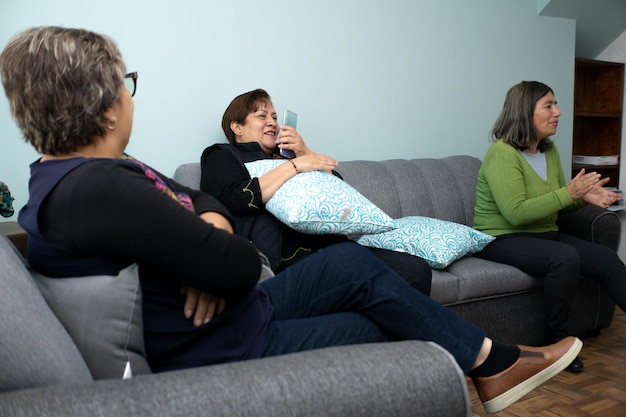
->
[245,159,397,236]
[441,257,540,302]
[336,156,483,225]
[0,233,92,391]
[173,162,202,190]
[34,263,152,380]
[356,216,494,269]
[172,156,619,345]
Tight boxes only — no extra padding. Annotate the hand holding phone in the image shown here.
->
[278,110,297,159]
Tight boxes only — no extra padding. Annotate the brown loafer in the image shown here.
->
[471,336,582,414]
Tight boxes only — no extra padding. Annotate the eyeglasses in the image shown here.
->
[124,72,138,97]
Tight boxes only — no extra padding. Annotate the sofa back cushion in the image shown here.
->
[336,156,482,226]
[0,233,93,392]
[174,162,202,189]
[173,156,483,227]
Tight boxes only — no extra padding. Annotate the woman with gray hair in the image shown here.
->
[1,27,581,414]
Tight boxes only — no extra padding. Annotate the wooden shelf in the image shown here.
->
[572,58,625,188]
[573,164,619,169]
[574,113,621,118]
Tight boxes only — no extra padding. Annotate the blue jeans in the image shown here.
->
[259,242,485,373]
[475,231,626,340]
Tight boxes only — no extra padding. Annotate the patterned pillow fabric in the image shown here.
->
[356,216,495,269]
[245,159,397,236]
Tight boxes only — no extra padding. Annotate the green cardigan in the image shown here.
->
[473,140,584,237]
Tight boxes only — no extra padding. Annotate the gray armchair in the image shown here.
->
[0,230,471,417]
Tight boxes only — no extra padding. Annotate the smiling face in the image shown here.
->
[231,100,278,155]
[533,92,560,140]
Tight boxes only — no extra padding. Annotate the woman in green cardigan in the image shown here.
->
[473,81,626,374]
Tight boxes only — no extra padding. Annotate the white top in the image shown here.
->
[520,150,547,181]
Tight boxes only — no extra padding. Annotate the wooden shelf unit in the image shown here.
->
[572,58,624,187]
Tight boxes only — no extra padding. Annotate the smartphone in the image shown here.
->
[278,110,297,159]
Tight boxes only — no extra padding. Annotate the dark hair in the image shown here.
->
[222,89,272,144]
[491,81,554,152]
[0,26,126,154]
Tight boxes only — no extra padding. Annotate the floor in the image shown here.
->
[465,211,626,416]
[466,307,626,416]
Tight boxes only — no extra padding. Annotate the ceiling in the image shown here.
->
[539,0,626,58]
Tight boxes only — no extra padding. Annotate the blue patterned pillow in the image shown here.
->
[356,216,495,269]
[245,160,397,235]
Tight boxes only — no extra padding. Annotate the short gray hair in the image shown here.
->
[0,26,126,154]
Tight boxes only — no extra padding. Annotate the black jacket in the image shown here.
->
[200,142,346,271]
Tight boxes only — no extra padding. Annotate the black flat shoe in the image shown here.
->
[565,356,584,373]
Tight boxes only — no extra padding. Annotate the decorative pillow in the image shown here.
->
[245,159,397,236]
[34,263,152,379]
[356,216,495,269]
[0,233,93,391]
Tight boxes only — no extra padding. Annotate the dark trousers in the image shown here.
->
[367,246,432,295]
[280,240,433,296]
[260,242,484,373]
[475,231,626,340]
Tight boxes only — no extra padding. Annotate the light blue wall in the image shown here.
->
[0,0,575,218]
[536,0,551,14]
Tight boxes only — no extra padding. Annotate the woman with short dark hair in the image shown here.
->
[202,89,432,294]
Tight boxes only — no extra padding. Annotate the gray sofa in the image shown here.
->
[173,154,620,346]
[0,219,470,415]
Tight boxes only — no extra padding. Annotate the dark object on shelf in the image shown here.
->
[0,181,14,218]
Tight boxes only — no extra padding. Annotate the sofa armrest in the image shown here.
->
[0,341,470,417]
[557,205,622,251]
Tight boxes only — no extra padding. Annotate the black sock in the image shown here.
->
[468,341,521,378]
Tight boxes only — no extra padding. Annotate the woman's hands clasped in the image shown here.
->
[583,179,622,208]
[569,168,622,209]
[567,168,601,200]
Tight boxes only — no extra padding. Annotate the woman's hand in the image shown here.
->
[181,286,226,326]
[274,125,338,171]
[259,129,338,201]
[292,153,339,174]
[583,177,622,208]
[259,153,338,202]
[276,125,313,157]
[567,168,602,200]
